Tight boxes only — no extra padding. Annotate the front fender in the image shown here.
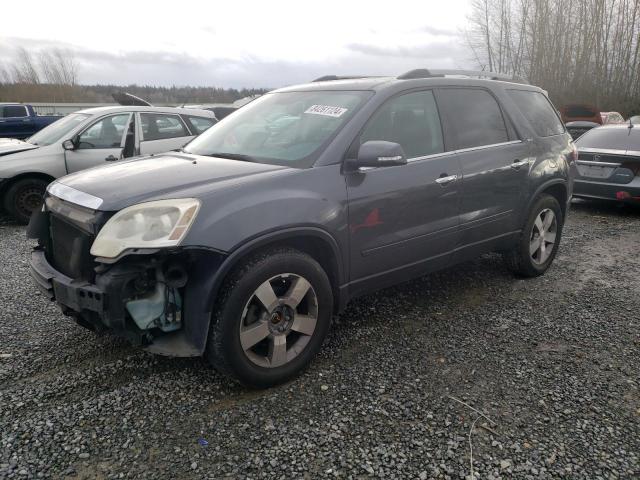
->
[177,164,349,354]
[174,227,345,356]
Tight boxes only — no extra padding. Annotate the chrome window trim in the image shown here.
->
[47,182,103,210]
[576,160,621,167]
[454,140,522,155]
[577,147,628,156]
[406,150,456,163]
[373,140,524,167]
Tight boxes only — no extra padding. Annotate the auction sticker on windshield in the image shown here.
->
[304,105,348,117]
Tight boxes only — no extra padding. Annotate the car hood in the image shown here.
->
[54,152,290,211]
[0,138,38,157]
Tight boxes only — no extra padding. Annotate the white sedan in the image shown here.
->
[0,106,216,223]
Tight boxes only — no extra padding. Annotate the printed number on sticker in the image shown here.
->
[305,105,348,117]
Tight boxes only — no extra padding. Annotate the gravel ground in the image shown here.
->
[1,200,639,480]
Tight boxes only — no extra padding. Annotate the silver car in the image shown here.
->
[0,106,217,223]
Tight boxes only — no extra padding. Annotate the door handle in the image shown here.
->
[435,174,458,186]
[511,159,528,170]
[105,155,119,161]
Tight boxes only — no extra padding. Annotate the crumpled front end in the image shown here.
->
[28,195,225,357]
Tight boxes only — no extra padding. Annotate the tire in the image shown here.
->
[4,177,49,224]
[205,247,333,388]
[503,194,563,277]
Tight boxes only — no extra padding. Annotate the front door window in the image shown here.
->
[77,114,130,149]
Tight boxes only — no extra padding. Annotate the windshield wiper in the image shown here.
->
[205,152,257,162]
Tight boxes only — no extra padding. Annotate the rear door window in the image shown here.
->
[140,113,189,141]
[183,115,216,134]
[508,90,564,137]
[438,88,509,149]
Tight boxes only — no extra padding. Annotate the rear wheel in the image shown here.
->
[504,194,563,277]
[205,247,333,388]
[4,177,49,224]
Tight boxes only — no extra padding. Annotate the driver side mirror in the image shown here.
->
[347,141,407,170]
[62,139,76,151]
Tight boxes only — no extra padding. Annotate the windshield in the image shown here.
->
[28,113,90,146]
[576,126,640,151]
[183,91,370,167]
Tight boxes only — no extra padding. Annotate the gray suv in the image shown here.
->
[29,69,576,387]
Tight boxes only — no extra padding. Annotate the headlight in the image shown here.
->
[90,198,201,258]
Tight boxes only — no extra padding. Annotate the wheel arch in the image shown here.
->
[529,179,568,220]
[1,172,55,215]
[209,228,346,315]
[1,172,55,198]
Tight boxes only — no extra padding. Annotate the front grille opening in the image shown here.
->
[49,214,96,280]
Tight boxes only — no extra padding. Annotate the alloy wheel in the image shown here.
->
[239,273,318,368]
[529,208,557,265]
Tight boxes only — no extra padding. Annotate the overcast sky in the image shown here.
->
[1,0,474,89]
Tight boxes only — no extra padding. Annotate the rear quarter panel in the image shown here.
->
[495,87,574,219]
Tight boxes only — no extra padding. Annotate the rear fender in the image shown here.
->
[527,179,569,219]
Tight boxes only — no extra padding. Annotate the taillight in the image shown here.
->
[621,161,640,177]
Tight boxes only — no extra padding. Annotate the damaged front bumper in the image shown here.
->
[29,246,225,357]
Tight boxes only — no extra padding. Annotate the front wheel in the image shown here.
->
[4,177,49,224]
[205,247,333,388]
[504,194,563,277]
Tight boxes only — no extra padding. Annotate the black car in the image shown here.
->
[573,124,640,204]
[566,120,600,140]
[29,69,576,387]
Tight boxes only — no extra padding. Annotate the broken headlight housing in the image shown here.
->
[90,198,201,258]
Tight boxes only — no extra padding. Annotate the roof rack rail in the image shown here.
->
[398,69,522,82]
[312,75,372,82]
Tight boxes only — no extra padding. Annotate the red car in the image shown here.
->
[562,104,603,140]
[560,104,603,124]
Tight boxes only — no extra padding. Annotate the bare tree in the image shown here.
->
[11,47,41,84]
[40,48,78,86]
[466,0,640,115]
[0,64,13,84]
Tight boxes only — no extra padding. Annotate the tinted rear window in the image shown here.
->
[576,127,640,150]
[508,90,565,137]
[439,88,509,149]
[2,105,28,117]
[565,105,598,117]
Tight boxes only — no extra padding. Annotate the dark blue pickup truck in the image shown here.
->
[0,104,62,139]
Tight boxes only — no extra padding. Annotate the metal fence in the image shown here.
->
[29,102,240,116]
[29,103,115,115]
